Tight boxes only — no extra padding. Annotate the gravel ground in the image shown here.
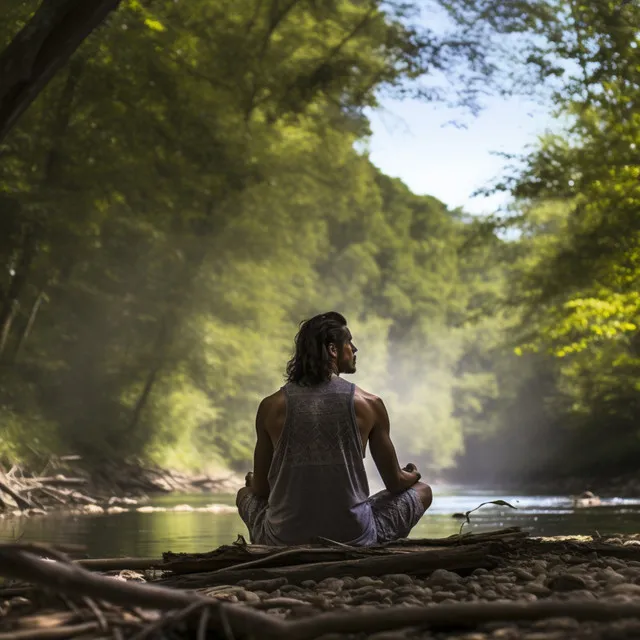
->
[202,543,640,639]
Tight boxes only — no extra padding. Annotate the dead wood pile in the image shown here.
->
[0,456,237,515]
[4,529,640,638]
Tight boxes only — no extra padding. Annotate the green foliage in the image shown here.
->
[454,0,640,482]
[2,0,638,486]
[0,0,509,475]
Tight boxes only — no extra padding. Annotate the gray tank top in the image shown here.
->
[262,375,377,546]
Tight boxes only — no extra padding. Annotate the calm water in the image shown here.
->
[2,487,640,558]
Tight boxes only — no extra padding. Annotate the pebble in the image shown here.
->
[531,617,580,630]
[608,582,640,594]
[317,578,344,591]
[513,568,535,581]
[545,574,587,591]
[242,577,287,592]
[522,583,551,597]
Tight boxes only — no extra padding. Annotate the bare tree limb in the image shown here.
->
[0,0,122,142]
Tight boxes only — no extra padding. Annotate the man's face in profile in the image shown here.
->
[338,330,358,375]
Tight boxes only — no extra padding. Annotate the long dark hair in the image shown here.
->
[285,312,349,385]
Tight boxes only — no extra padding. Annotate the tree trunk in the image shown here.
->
[0,230,37,358]
[0,0,121,143]
[10,289,47,362]
[0,58,83,360]
[129,318,168,432]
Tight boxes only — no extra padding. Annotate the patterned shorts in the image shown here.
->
[238,487,425,546]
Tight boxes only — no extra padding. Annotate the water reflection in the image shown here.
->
[2,487,640,558]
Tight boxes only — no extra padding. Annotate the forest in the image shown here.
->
[0,0,638,488]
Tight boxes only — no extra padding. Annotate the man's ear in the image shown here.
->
[328,343,338,357]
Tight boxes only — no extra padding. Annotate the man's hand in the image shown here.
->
[402,463,421,481]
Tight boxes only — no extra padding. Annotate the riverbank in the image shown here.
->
[446,470,640,500]
[502,472,640,500]
[3,530,640,638]
[0,456,243,517]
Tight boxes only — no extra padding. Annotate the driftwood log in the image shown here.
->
[161,542,502,589]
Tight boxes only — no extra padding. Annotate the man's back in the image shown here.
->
[259,376,377,546]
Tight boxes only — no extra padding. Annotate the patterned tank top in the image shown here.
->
[261,375,376,546]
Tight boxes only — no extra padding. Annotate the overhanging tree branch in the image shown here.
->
[0,0,122,143]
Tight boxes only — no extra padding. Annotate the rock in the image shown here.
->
[350,585,377,596]
[605,557,627,570]
[300,580,317,589]
[513,569,535,581]
[355,576,382,587]
[472,568,489,576]
[368,632,411,640]
[383,573,413,586]
[172,504,194,511]
[530,560,548,575]
[82,504,104,514]
[532,617,580,631]
[563,589,596,600]
[609,582,640,595]
[429,569,462,586]
[106,506,127,514]
[317,578,344,592]
[483,589,498,600]
[8,597,30,608]
[522,583,551,597]
[236,590,260,603]
[283,584,308,594]
[545,574,587,591]
[242,577,287,592]
[433,590,457,602]
[489,626,519,639]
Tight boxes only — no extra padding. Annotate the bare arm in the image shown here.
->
[251,399,273,499]
[369,397,420,493]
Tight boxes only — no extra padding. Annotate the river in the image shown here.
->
[2,487,640,558]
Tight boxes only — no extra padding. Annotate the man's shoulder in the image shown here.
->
[353,384,383,407]
[353,383,378,400]
[259,388,286,412]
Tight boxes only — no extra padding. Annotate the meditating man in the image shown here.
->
[236,311,432,546]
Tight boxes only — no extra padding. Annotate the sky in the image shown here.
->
[366,94,555,216]
[364,1,559,216]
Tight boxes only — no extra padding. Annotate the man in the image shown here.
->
[237,311,432,546]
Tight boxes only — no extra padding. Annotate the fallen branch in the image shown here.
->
[76,557,164,571]
[0,478,32,510]
[395,526,527,547]
[37,477,88,486]
[0,622,98,640]
[0,544,285,638]
[284,600,640,640]
[162,542,499,588]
